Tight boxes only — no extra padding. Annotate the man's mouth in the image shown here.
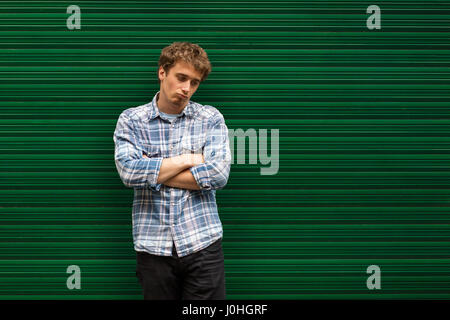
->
[178,93,188,99]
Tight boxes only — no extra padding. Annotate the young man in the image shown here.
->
[113,42,231,300]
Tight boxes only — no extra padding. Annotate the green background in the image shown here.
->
[0,0,449,299]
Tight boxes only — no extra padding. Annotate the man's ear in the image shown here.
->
[158,66,165,82]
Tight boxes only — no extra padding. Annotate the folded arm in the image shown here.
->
[144,113,231,191]
[114,112,164,190]
[143,154,202,190]
[114,110,230,192]
[188,113,231,190]
[159,168,201,190]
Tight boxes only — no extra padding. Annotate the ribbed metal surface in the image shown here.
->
[1,0,449,299]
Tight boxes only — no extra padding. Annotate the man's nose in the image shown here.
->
[182,81,190,92]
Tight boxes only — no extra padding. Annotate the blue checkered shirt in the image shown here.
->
[114,92,231,257]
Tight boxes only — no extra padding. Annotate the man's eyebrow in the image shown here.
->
[175,72,201,82]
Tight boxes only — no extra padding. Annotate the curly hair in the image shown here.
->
[158,42,212,82]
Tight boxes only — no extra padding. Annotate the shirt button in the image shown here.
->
[171,202,175,206]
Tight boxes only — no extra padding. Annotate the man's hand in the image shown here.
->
[184,153,205,167]
[143,152,204,189]
[143,153,204,167]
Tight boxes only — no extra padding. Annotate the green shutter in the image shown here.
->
[0,0,449,299]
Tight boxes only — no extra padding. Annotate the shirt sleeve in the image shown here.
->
[113,112,163,191]
[189,113,231,190]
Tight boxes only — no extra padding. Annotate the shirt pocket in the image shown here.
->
[141,144,161,158]
[180,133,206,155]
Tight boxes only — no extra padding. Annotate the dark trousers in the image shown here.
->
[135,238,226,300]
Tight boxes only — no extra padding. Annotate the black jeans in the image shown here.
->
[136,238,226,300]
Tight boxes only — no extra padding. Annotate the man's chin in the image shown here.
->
[172,99,183,106]
[173,95,188,105]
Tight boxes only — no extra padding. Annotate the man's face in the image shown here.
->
[158,60,202,108]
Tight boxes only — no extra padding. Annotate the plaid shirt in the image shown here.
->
[114,92,231,257]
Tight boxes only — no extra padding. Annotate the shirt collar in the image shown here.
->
[148,91,198,120]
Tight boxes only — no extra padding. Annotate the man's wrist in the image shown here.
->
[173,154,194,169]
[173,153,204,168]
